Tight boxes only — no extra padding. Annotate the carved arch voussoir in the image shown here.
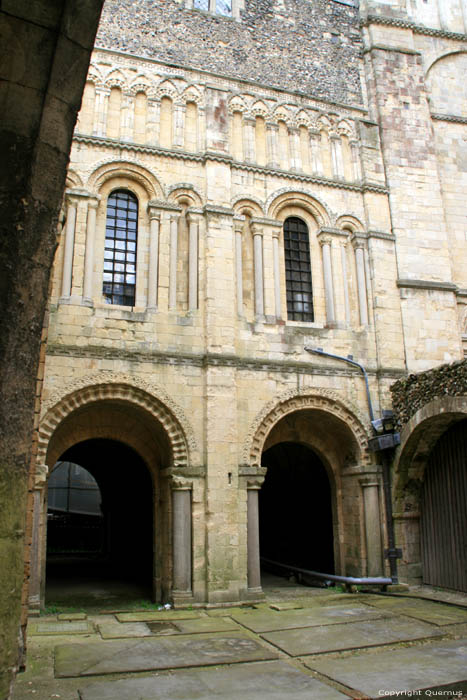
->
[38,373,200,471]
[244,387,372,467]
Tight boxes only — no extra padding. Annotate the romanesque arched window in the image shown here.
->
[103,189,138,306]
[283,216,314,322]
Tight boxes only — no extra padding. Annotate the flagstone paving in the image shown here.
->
[11,590,467,700]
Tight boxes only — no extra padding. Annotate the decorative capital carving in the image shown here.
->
[34,463,49,488]
[318,235,332,248]
[250,223,263,237]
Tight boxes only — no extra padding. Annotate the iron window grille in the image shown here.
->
[283,216,314,322]
[103,189,138,306]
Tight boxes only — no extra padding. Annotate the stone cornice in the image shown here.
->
[431,113,467,125]
[397,279,457,292]
[148,199,182,212]
[363,44,421,56]
[361,14,467,42]
[45,343,405,379]
[368,230,395,241]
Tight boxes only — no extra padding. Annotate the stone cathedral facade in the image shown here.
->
[27,0,467,609]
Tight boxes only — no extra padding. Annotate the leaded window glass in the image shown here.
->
[216,0,232,15]
[283,217,314,322]
[103,189,138,306]
[194,0,209,9]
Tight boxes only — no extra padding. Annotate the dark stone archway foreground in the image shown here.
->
[0,3,104,697]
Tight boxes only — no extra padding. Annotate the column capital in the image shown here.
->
[147,199,182,213]
[243,116,256,126]
[186,208,203,223]
[288,125,299,134]
[34,464,48,489]
[266,121,279,131]
[87,196,100,210]
[250,222,264,237]
[318,232,332,247]
[233,215,245,234]
[351,233,368,249]
[170,475,193,491]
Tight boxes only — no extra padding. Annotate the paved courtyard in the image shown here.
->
[12,584,467,700]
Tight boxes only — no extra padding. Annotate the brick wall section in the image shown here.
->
[96,0,363,105]
[391,360,467,429]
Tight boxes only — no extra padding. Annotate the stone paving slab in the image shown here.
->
[231,604,385,633]
[172,616,239,634]
[206,606,257,617]
[365,597,467,626]
[262,616,443,656]
[55,633,278,677]
[305,637,467,697]
[79,660,348,700]
[116,610,200,622]
[28,620,94,636]
[98,621,153,639]
[58,613,87,621]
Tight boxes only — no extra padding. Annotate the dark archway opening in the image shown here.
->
[259,442,334,584]
[46,438,153,607]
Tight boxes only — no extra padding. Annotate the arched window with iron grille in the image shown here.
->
[103,189,138,306]
[283,216,314,322]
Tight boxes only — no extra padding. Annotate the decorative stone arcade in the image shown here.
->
[30,380,203,610]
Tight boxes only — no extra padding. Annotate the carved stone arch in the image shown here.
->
[273,104,292,124]
[317,114,332,132]
[86,67,104,89]
[266,188,332,226]
[393,395,467,509]
[228,95,248,114]
[87,160,164,200]
[38,375,201,475]
[425,50,467,118]
[425,49,467,79]
[336,214,365,233]
[182,85,203,106]
[337,119,354,137]
[231,195,265,217]
[251,100,269,119]
[167,183,203,207]
[156,79,178,100]
[104,69,126,90]
[296,110,311,128]
[244,388,372,468]
[129,78,152,96]
[65,169,84,190]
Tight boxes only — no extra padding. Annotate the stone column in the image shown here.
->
[83,197,99,303]
[121,91,134,142]
[360,476,383,577]
[330,134,345,179]
[169,214,179,310]
[288,126,301,170]
[266,122,279,168]
[234,216,244,316]
[251,223,264,318]
[61,196,78,298]
[272,229,282,319]
[147,206,161,310]
[28,464,48,611]
[309,128,323,175]
[173,103,186,148]
[187,211,200,311]
[247,477,264,592]
[352,237,369,326]
[172,480,192,594]
[340,241,351,325]
[350,139,362,181]
[93,87,109,137]
[243,117,256,162]
[318,234,336,325]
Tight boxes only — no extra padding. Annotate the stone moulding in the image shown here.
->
[431,113,467,125]
[38,373,200,474]
[244,387,372,468]
[396,279,457,292]
[361,14,467,43]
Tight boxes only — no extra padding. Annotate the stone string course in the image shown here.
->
[391,360,467,429]
[96,0,362,105]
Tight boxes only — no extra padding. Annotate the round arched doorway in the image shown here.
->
[259,442,334,575]
[46,439,153,608]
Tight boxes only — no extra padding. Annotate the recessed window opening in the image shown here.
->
[193,0,232,16]
[103,189,138,306]
[283,216,314,322]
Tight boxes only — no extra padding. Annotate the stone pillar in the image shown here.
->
[147,206,161,310]
[93,87,109,137]
[350,139,362,181]
[61,195,78,298]
[169,214,179,310]
[247,477,264,592]
[28,464,48,611]
[309,129,323,175]
[360,476,383,577]
[352,237,369,326]
[318,234,336,325]
[147,97,161,145]
[82,197,99,303]
[243,117,256,162]
[251,223,264,318]
[173,103,186,148]
[266,122,279,168]
[172,481,192,594]
[288,126,301,170]
[234,216,244,316]
[187,211,200,311]
[272,229,282,319]
[330,134,345,179]
[340,241,351,325]
[120,91,134,142]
